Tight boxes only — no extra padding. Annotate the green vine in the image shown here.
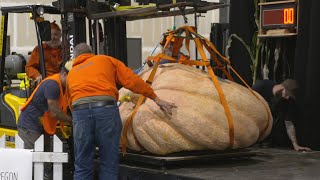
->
[225,0,271,85]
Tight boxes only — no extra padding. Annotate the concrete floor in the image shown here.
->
[119,147,320,180]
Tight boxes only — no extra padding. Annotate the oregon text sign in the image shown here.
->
[0,149,32,180]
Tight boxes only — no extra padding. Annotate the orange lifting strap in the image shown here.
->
[120,26,271,155]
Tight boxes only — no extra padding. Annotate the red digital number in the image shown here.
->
[284,8,294,24]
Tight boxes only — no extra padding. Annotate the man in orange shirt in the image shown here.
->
[67,43,176,180]
[18,60,73,149]
[18,61,73,180]
[26,21,62,85]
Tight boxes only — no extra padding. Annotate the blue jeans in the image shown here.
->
[72,105,122,180]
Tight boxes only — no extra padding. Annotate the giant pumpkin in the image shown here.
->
[119,63,272,155]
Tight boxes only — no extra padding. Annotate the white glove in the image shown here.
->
[33,75,43,86]
[153,97,177,115]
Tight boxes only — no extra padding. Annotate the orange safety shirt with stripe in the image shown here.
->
[21,74,67,135]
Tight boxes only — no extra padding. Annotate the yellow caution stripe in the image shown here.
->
[115,4,156,11]
[0,15,5,55]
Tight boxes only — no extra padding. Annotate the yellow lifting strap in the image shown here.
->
[181,25,270,142]
[166,26,236,148]
[147,53,176,63]
[227,65,271,139]
[187,27,235,148]
[121,61,160,155]
[174,26,270,141]
[120,26,271,155]
[120,32,179,155]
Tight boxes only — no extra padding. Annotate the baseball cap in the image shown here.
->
[281,79,299,100]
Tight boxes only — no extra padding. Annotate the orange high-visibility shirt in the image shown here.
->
[67,54,157,105]
[21,74,67,135]
[26,43,62,80]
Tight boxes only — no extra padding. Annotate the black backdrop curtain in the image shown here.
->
[294,0,320,150]
[229,0,320,150]
[229,0,255,86]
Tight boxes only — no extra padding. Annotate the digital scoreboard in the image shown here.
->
[259,0,298,37]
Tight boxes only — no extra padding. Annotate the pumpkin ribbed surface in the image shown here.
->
[119,63,272,155]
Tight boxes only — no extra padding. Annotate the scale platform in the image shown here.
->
[119,148,257,168]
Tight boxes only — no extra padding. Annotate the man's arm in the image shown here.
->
[25,47,42,80]
[26,47,43,86]
[48,99,72,123]
[285,120,311,151]
[113,58,176,115]
[45,80,72,123]
[113,58,157,99]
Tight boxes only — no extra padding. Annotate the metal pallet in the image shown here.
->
[120,148,257,168]
[87,2,228,20]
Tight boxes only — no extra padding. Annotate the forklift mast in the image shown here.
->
[53,0,129,64]
[61,12,87,61]
[0,13,8,94]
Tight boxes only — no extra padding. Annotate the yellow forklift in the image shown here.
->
[0,5,85,148]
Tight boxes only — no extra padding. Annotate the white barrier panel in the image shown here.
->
[0,148,33,180]
[0,134,68,180]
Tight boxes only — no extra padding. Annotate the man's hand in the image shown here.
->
[293,145,312,152]
[33,75,43,86]
[284,121,311,152]
[154,97,177,115]
[48,99,73,123]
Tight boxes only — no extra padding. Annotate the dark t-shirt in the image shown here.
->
[18,80,60,133]
[252,79,298,146]
[252,79,275,106]
[252,79,297,121]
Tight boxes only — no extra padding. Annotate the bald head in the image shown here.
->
[50,21,61,31]
[74,43,92,58]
